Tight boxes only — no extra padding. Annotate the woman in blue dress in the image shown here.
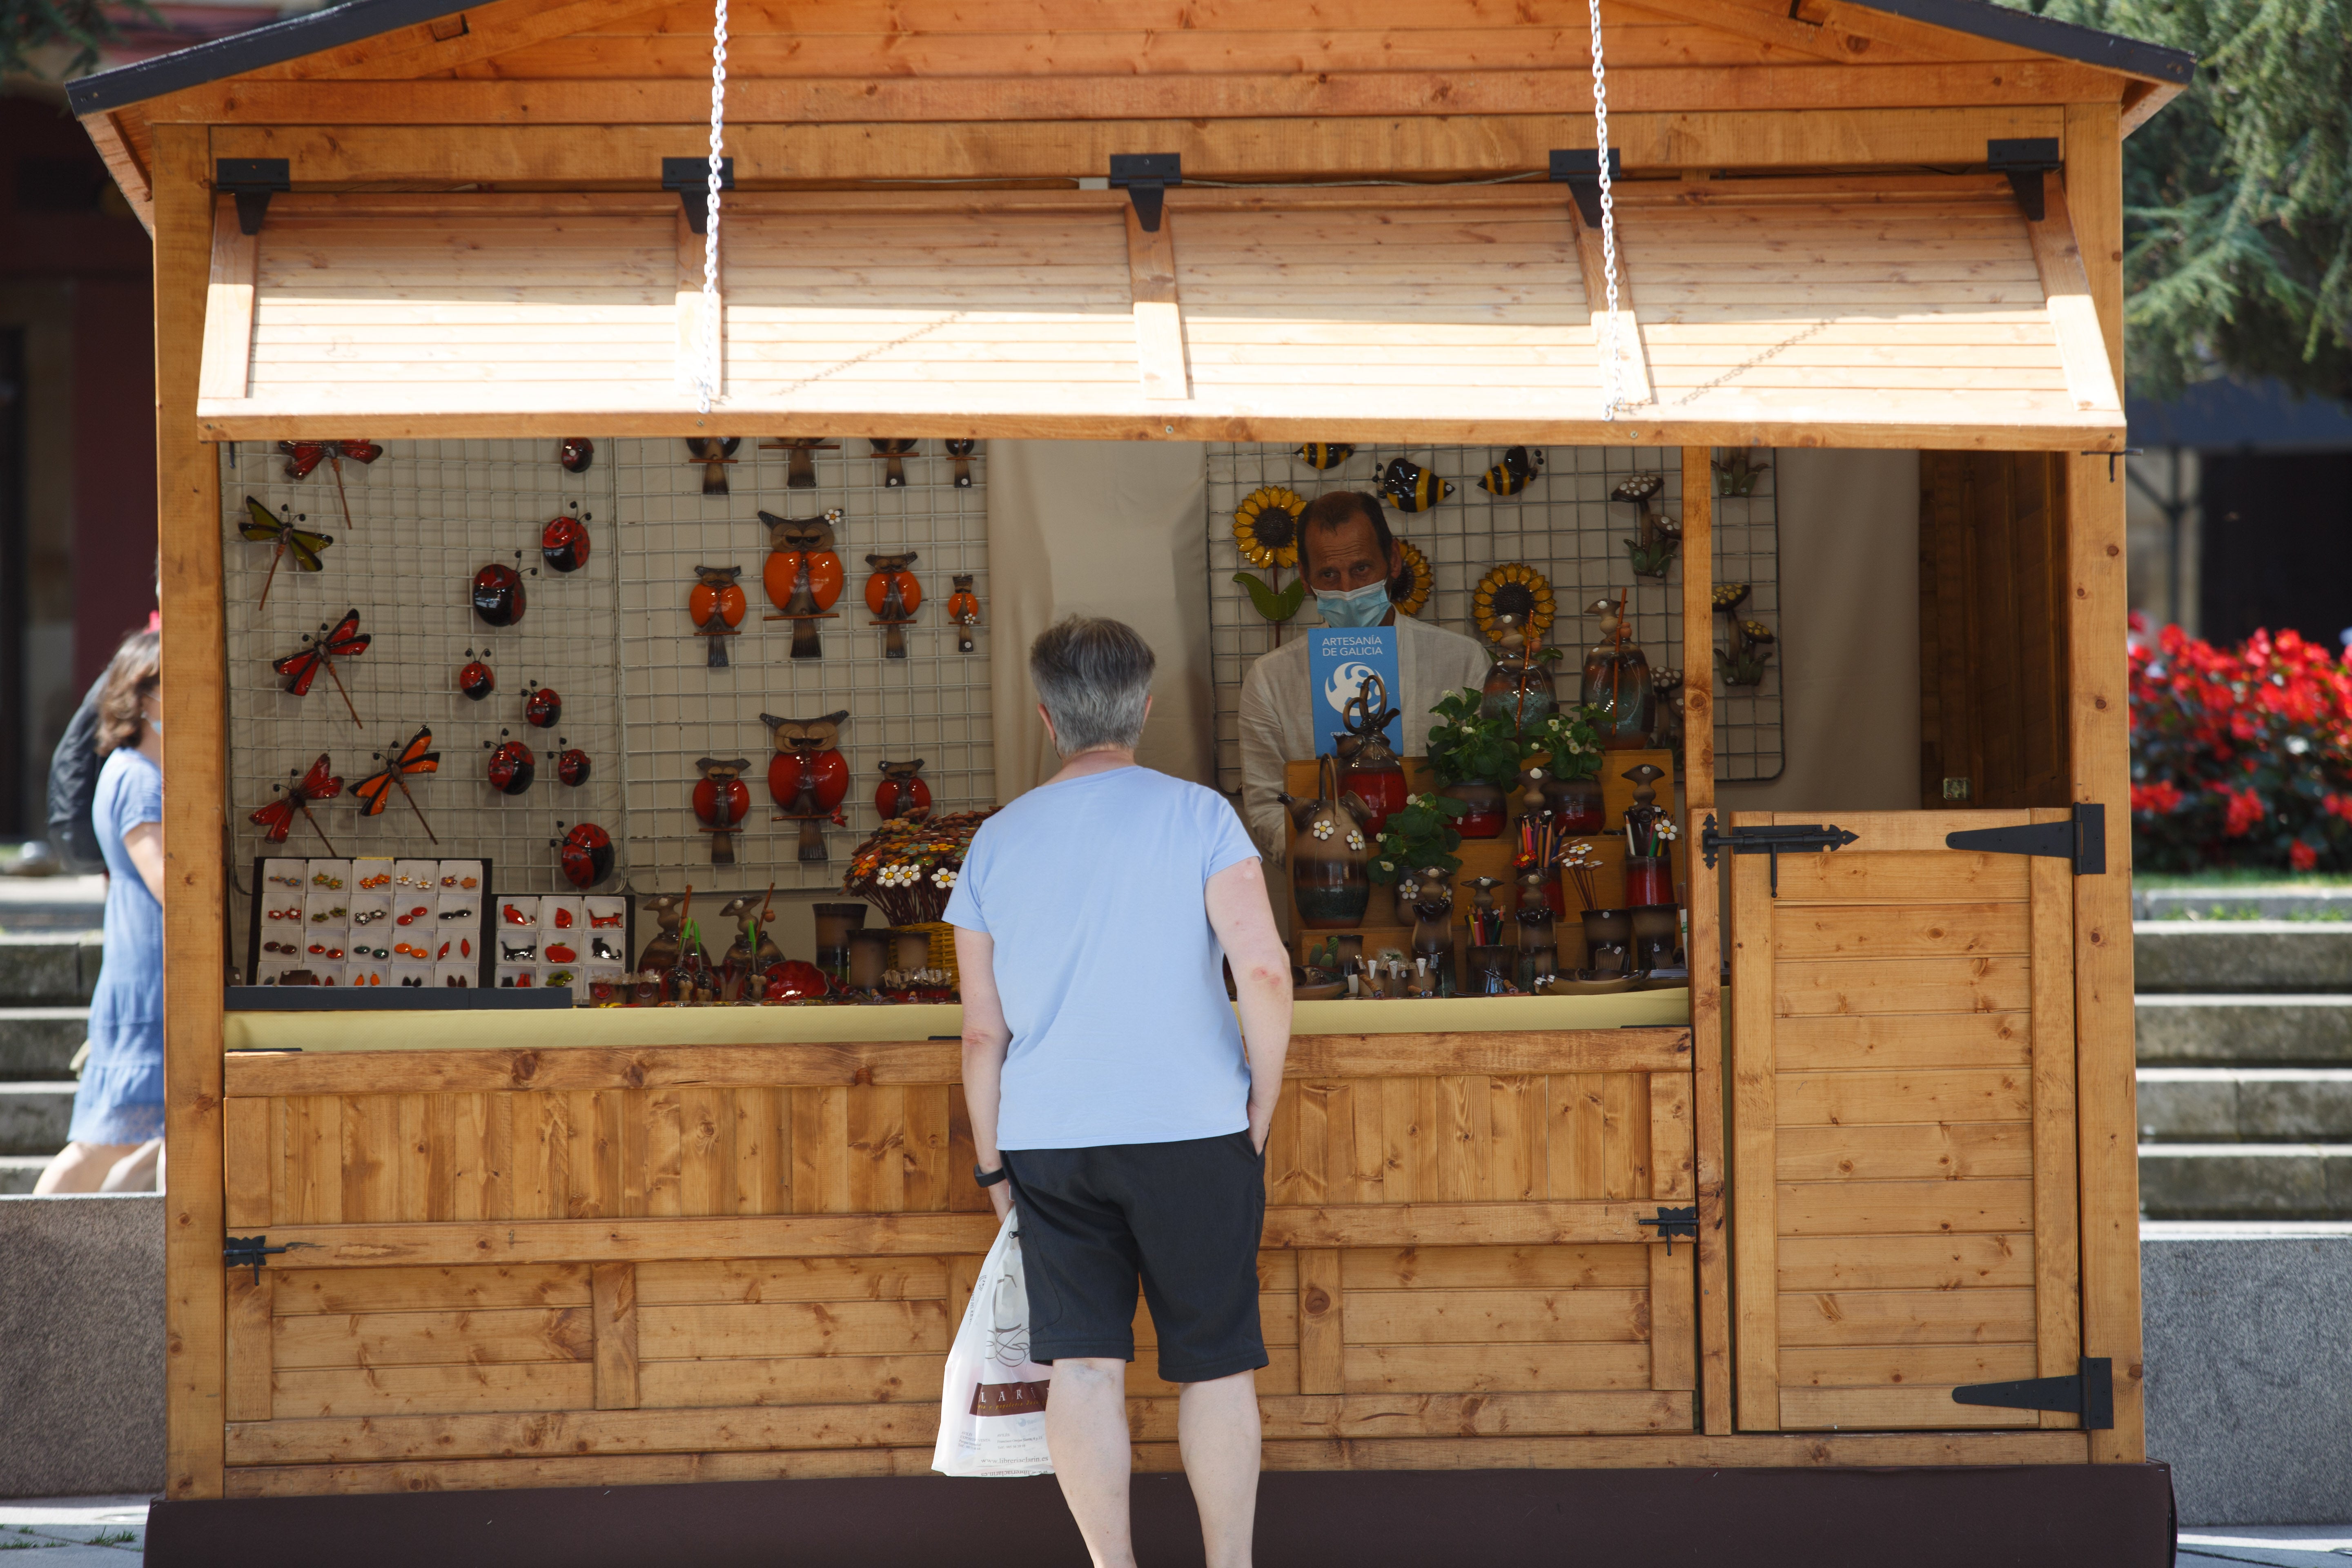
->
[35,630,166,1194]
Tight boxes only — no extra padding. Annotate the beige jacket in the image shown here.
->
[1237,615,1492,865]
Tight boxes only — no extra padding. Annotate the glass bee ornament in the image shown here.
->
[1376,456,1452,513]
[1477,446,1545,497]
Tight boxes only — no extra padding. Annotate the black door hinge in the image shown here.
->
[1635,1205,1699,1255]
[1698,815,1858,895]
[1953,1356,2114,1429]
[1944,802,2106,875]
[215,158,290,236]
[663,157,736,233]
[1109,153,1182,233]
[1549,147,1625,229]
[1987,138,2061,221]
[223,1234,317,1282]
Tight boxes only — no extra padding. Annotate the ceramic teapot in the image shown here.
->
[1281,756,1374,930]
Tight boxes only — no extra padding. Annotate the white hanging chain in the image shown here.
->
[692,0,729,415]
[1587,0,1623,422]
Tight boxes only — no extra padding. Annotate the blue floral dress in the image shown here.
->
[71,746,165,1145]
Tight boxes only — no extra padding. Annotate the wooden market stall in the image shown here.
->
[68,0,2187,1540]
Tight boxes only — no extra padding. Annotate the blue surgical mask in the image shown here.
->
[1315,580,1392,628]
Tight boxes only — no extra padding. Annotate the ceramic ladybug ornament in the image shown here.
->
[875,758,931,821]
[457,648,495,702]
[541,503,591,573]
[864,551,921,659]
[692,757,753,866]
[760,709,850,863]
[689,565,746,668]
[947,575,980,654]
[870,439,918,487]
[486,732,535,795]
[472,553,532,628]
[523,682,562,729]
[555,822,613,889]
[946,439,977,488]
[558,437,594,474]
[556,742,591,788]
[758,509,843,660]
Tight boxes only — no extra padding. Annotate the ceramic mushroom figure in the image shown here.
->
[864,551,922,659]
[691,757,753,866]
[1611,473,1680,579]
[760,709,852,863]
[759,509,844,660]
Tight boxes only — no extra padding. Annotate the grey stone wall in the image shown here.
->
[0,1195,165,1499]
[2145,1232,2352,1524]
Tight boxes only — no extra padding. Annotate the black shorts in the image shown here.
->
[1002,1131,1268,1385]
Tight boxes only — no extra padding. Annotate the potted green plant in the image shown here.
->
[1368,792,1464,923]
[1424,688,1523,837]
[1522,704,1608,831]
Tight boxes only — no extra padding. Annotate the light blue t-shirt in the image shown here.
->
[944,765,1260,1150]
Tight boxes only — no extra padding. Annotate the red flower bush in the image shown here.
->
[2130,621,2352,872]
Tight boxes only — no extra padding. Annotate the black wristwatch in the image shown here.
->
[974,1163,1009,1187]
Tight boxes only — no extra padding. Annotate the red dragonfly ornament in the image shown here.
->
[874,758,930,821]
[352,726,441,844]
[690,565,746,668]
[758,509,842,661]
[238,496,333,614]
[249,753,344,856]
[761,709,849,863]
[272,608,370,728]
[277,440,380,531]
[693,757,753,866]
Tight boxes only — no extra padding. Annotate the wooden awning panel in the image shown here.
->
[196,178,2121,448]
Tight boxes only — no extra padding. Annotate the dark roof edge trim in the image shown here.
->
[1845,0,2194,85]
[69,0,2193,118]
[67,0,471,115]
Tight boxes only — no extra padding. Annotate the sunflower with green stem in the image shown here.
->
[1233,486,1306,569]
[1472,562,1557,645]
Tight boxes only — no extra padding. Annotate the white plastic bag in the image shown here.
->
[932,1209,1055,1477]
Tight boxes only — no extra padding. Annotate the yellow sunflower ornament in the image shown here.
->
[1391,539,1434,617]
[1472,562,1556,645]
[1233,486,1307,570]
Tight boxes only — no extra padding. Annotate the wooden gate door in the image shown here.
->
[1728,810,2080,1432]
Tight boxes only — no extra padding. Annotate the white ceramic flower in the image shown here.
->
[1347,831,1366,850]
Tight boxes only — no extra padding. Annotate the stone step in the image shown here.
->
[2138,1068,2352,1142]
[0,1082,76,1157]
[2136,995,2352,1065]
[2140,1144,2352,1221]
[0,874,105,935]
[2133,922,2352,993]
[2135,886,2352,921]
[0,933,101,1006]
[0,1007,89,1077]
[0,1154,47,1194]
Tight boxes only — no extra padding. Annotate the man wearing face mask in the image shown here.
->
[1236,490,1489,869]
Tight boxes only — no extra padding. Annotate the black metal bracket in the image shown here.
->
[662,157,736,234]
[1109,153,1182,233]
[214,158,290,236]
[1944,802,2106,876]
[223,1234,317,1283]
[1548,147,1625,228]
[1953,1356,2114,1429]
[1987,137,2062,222]
[1698,814,1858,895]
[1635,1205,1699,1256]
[2081,446,2145,481]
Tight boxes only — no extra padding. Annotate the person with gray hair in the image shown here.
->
[948,615,1292,1568]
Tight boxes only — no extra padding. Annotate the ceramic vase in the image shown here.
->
[1630,904,1681,973]
[1442,780,1508,839]
[1541,775,1604,833]
[1624,855,1673,909]
[1581,906,1633,978]
[1481,655,1559,733]
[1283,757,1374,930]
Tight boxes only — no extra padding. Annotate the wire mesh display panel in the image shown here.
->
[1205,443,1783,787]
[220,437,991,958]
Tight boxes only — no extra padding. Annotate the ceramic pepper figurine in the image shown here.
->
[759,509,844,660]
[864,551,921,659]
[947,574,981,653]
[690,565,746,668]
[875,759,931,821]
[761,709,851,863]
[691,757,752,866]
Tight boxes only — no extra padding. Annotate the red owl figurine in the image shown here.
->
[690,565,746,669]
[760,709,849,864]
[692,757,753,866]
[864,551,921,660]
[758,509,843,661]
[874,759,931,822]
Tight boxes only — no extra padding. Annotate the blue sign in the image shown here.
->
[1306,627,1401,754]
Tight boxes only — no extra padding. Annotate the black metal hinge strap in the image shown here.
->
[223,1234,319,1283]
[1109,153,1182,233]
[1697,815,1858,896]
[1944,802,2106,875]
[1953,1356,2114,1429]
[1635,1205,1699,1255]
[1987,137,2062,222]
[214,158,290,236]
[1548,147,1624,229]
[662,157,736,234]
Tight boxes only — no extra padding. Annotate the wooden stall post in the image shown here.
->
[2064,100,2145,1466]
[1678,448,1731,1432]
[153,120,230,1501]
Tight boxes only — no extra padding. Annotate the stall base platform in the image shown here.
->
[149,1463,2176,1567]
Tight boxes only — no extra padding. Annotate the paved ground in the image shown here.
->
[0,1496,145,1562]
[2176,1526,2352,1565]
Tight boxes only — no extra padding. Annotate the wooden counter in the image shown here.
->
[216,1025,1703,1495]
